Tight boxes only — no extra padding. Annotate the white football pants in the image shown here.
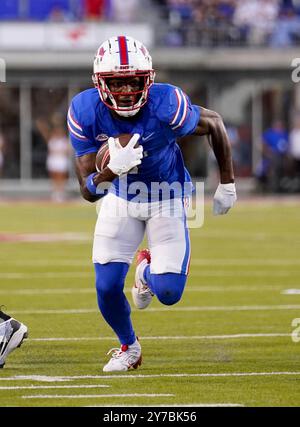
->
[93,193,191,275]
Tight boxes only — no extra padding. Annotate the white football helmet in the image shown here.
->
[92,35,155,117]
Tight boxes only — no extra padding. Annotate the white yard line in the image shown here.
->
[0,273,93,279]
[0,272,298,281]
[0,285,288,294]
[281,289,300,295]
[192,258,300,266]
[192,271,299,277]
[10,305,300,315]
[2,258,300,267]
[0,288,95,294]
[26,333,290,343]
[2,260,92,266]
[0,232,91,242]
[0,270,298,282]
[192,229,299,238]
[22,393,174,399]
[4,372,300,383]
[0,384,109,390]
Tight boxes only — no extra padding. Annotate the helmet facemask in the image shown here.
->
[93,70,155,117]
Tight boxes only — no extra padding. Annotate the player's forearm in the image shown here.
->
[208,117,235,184]
[194,108,235,184]
[93,167,117,186]
[82,167,117,202]
[80,185,100,203]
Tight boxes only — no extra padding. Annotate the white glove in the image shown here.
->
[213,183,237,215]
[107,133,143,176]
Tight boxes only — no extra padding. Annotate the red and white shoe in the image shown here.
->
[103,338,142,372]
[132,249,154,310]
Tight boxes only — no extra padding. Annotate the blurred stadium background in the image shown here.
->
[1,0,300,408]
[1,0,300,198]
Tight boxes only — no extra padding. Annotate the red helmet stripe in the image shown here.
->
[118,36,129,65]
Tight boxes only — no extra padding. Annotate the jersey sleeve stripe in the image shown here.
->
[170,88,182,126]
[172,93,188,130]
[67,122,88,140]
[68,108,83,132]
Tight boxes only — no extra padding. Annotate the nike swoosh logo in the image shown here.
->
[142,132,155,142]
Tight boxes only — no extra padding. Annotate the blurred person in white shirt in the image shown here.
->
[36,113,71,202]
[234,0,279,44]
[109,0,141,22]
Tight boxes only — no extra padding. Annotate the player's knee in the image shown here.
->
[156,287,182,305]
[153,273,186,306]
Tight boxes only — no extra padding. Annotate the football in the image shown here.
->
[95,134,133,172]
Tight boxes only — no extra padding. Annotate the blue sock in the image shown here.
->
[144,266,187,305]
[94,262,136,345]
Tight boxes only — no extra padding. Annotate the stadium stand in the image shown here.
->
[1,1,300,47]
[0,0,19,20]
[0,0,299,195]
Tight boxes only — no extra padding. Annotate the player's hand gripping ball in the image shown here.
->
[95,134,140,172]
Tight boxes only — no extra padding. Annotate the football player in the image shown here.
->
[0,309,28,368]
[68,36,237,372]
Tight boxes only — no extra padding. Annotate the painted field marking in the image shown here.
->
[0,273,93,279]
[2,258,300,267]
[192,259,300,266]
[0,270,299,281]
[10,305,300,315]
[0,285,288,294]
[0,384,109,390]
[4,371,300,383]
[0,232,91,242]
[22,393,174,399]
[25,333,290,343]
[2,260,92,267]
[0,287,95,294]
[282,289,300,295]
[192,271,300,277]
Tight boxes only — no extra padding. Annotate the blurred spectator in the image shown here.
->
[225,123,252,177]
[107,0,141,23]
[233,0,279,45]
[270,6,300,46]
[83,0,105,21]
[3,0,300,49]
[256,120,289,192]
[27,0,76,21]
[165,0,195,46]
[0,0,19,20]
[288,114,300,190]
[236,124,252,177]
[0,130,4,178]
[36,113,71,202]
[217,0,236,23]
[49,6,73,21]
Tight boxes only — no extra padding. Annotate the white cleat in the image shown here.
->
[132,249,154,310]
[0,318,28,368]
[103,338,142,372]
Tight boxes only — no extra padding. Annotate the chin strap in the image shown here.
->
[116,108,140,117]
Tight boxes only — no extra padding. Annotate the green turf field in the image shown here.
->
[0,197,300,407]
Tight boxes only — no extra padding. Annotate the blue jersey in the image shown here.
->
[68,83,200,201]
